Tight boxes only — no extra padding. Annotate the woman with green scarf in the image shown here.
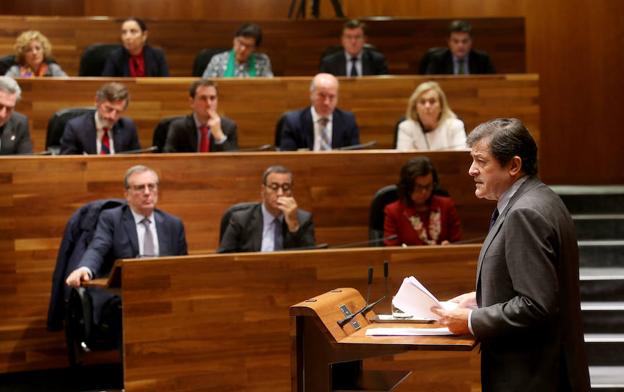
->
[202,23,273,78]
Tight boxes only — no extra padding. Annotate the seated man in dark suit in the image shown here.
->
[60,82,141,155]
[218,165,315,253]
[422,20,495,75]
[0,76,32,155]
[280,73,360,151]
[163,79,238,153]
[320,19,388,77]
[66,165,188,287]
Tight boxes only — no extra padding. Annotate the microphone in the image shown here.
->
[118,146,159,154]
[330,234,398,249]
[238,144,276,152]
[337,264,387,327]
[383,260,389,299]
[338,140,377,150]
[365,266,373,304]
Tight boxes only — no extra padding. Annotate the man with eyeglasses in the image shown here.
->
[66,165,188,288]
[202,23,273,78]
[320,19,388,77]
[218,165,315,253]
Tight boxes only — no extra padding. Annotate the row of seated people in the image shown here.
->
[64,158,461,289]
[0,74,467,155]
[1,18,495,78]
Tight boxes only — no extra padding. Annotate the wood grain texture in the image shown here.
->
[14,75,540,153]
[0,16,525,77]
[121,246,482,391]
[0,151,489,375]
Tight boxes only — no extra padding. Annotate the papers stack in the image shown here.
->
[391,276,457,320]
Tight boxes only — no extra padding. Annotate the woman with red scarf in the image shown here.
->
[102,17,169,77]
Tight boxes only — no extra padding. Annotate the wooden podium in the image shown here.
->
[290,288,476,392]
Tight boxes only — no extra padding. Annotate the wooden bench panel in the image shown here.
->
[0,151,491,374]
[15,74,540,152]
[121,246,482,391]
[0,16,525,77]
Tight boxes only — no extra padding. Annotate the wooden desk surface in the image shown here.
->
[15,74,540,153]
[120,246,481,391]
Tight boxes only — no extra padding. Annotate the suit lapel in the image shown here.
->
[122,207,140,257]
[331,111,342,148]
[0,120,13,154]
[302,108,314,148]
[475,176,542,287]
[154,210,170,256]
[361,50,371,75]
[250,205,263,251]
[86,115,98,154]
[186,115,199,152]
[112,122,123,153]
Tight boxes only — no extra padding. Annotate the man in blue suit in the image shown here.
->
[66,165,187,287]
[60,82,141,155]
[279,73,360,151]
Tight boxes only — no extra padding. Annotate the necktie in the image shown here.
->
[199,125,210,152]
[273,218,283,251]
[457,59,466,75]
[350,57,358,77]
[100,128,110,155]
[141,218,155,256]
[319,117,331,150]
[489,208,499,230]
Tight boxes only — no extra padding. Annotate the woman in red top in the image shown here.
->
[384,156,462,246]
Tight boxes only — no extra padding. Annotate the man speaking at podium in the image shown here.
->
[432,119,590,391]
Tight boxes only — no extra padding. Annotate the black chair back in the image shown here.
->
[46,107,95,153]
[192,48,227,77]
[368,185,399,245]
[0,54,16,75]
[152,115,184,153]
[219,202,257,242]
[418,47,446,74]
[79,44,120,76]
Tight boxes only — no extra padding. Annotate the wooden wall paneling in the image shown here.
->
[0,152,491,374]
[0,16,525,77]
[121,246,482,391]
[15,75,540,154]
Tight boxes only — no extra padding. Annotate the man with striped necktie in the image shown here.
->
[60,82,141,155]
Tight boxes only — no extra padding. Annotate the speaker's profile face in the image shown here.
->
[410,173,434,206]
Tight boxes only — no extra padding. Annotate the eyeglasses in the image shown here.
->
[413,183,434,193]
[264,183,292,193]
[128,183,158,192]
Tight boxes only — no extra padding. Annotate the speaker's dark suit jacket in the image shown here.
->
[320,48,388,76]
[279,107,360,151]
[102,45,169,77]
[423,48,495,74]
[60,111,141,155]
[163,114,238,152]
[0,112,32,155]
[80,205,188,277]
[218,203,315,253]
[472,176,590,391]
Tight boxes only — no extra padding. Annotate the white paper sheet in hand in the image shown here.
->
[365,327,452,336]
[391,276,457,320]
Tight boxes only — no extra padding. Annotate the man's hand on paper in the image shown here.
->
[430,305,471,335]
[448,291,477,309]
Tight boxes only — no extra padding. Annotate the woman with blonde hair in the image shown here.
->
[396,81,465,150]
[5,30,67,77]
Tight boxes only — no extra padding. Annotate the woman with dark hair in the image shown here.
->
[102,17,169,77]
[383,156,461,246]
